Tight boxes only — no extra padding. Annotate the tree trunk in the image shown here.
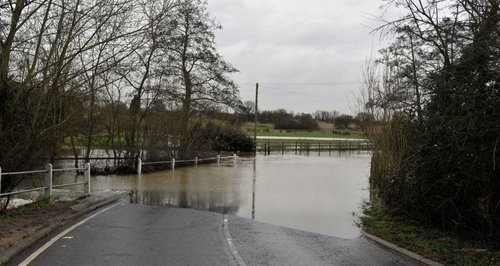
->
[179,69,193,159]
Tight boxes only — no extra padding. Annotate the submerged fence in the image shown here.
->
[0,154,237,205]
[256,140,373,155]
[138,154,237,174]
[0,163,91,199]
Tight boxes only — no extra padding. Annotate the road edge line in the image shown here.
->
[1,193,126,266]
[19,202,122,266]
[360,230,445,266]
[223,215,247,266]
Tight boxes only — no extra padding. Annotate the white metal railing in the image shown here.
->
[138,154,237,174]
[0,163,91,199]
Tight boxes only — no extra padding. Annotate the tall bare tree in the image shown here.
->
[165,0,239,158]
[116,0,176,158]
[0,0,138,198]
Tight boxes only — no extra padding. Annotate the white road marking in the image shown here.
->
[19,203,121,266]
[223,215,247,266]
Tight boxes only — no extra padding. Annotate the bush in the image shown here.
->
[194,121,254,153]
[367,2,500,239]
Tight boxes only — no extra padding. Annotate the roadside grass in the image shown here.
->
[361,204,500,266]
[0,198,79,255]
[0,198,53,219]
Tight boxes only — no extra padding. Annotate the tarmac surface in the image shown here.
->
[228,215,417,265]
[8,203,419,266]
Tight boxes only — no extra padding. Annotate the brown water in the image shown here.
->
[57,152,371,239]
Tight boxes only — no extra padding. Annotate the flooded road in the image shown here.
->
[59,152,371,239]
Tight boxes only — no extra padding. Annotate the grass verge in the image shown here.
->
[0,198,76,252]
[0,198,52,218]
[361,204,500,266]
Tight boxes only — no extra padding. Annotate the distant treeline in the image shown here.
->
[239,105,373,131]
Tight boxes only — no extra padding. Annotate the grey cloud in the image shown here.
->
[208,0,392,114]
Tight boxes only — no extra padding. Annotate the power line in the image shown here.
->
[239,81,360,86]
[259,86,349,102]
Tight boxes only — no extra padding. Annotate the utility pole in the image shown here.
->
[254,83,259,151]
[332,110,338,134]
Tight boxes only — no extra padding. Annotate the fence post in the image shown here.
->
[45,163,53,199]
[217,154,221,165]
[137,158,142,175]
[233,154,237,161]
[195,157,198,166]
[172,158,176,170]
[84,163,91,196]
[0,167,2,195]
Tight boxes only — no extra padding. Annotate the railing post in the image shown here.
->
[84,163,91,196]
[233,153,237,161]
[195,157,198,166]
[45,163,53,199]
[0,166,2,195]
[172,158,176,170]
[217,154,221,165]
[137,158,142,175]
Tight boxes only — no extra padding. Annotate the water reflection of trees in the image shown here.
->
[129,189,239,214]
[129,170,241,214]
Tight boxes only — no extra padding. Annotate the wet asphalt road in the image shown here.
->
[228,215,417,266]
[9,203,418,266]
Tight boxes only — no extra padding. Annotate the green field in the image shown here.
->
[242,122,364,139]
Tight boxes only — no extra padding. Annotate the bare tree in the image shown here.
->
[165,0,239,158]
[0,0,139,200]
[243,101,255,114]
[115,0,176,159]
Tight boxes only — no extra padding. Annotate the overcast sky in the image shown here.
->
[207,0,399,115]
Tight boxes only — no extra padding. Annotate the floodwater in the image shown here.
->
[59,152,371,239]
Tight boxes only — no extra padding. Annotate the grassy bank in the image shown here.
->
[0,198,76,252]
[241,122,364,139]
[361,204,500,266]
[1,198,53,218]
